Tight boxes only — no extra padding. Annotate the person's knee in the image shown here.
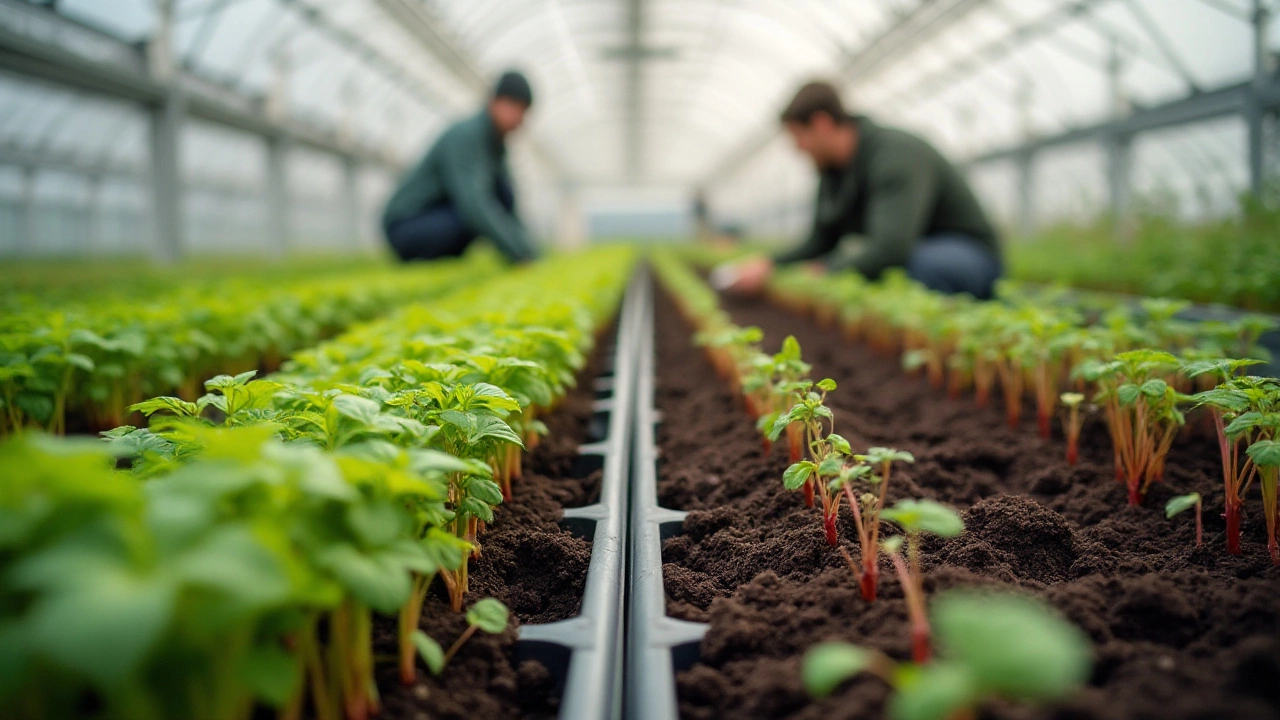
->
[907,237,999,299]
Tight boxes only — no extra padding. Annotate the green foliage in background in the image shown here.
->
[1008,198,1280,312]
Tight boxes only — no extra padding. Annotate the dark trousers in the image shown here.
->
[905,234,1002,300]
[384,180,514,261]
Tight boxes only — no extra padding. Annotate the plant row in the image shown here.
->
[0,247,635,720]
[652,251,1093,720]
[759,264,1280,566]
[0,251,503,436]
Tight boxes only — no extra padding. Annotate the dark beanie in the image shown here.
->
[494,71,533,107]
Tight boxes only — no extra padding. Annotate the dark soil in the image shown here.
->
[654,288,1280,720]
[374,327,612,720]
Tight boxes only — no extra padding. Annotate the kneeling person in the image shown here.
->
[381,71,539,264]
[731,81,1002,299]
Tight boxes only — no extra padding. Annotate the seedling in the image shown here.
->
[412,598,509,677]
[1187,360,1269,555]
[1060,392,1086,465]
[749,336,812,458]
[1246,439,1280,564]
[772,378,851,542]
[1165,492,1203,548]
[802,590,1092,720]
[1077,350,1187,505]
[875,499,964,662]
[837,447,916,601]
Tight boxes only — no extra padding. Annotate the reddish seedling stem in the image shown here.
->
[1034,362,1055,440]
[889,550,931,663]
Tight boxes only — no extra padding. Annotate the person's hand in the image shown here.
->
[729,256,774,294]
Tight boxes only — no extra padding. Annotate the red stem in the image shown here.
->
[1226,500,1242,555]
[823,510,839,546]
[1195,501,1203,548]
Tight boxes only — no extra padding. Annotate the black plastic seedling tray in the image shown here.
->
[625,271,709,720]
[513,271,644,720]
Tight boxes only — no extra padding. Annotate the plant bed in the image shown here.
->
[653,286,1280,720]
[374,271,641,720]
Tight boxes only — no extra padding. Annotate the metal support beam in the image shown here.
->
[702,0,990,184]
[965,76,1280,167]
[17,164,35,255]
[342,157,361,245]
[265,135,290,256]
[1248,0,1272,196]
[0,0,399,171]
[86,173,101,252]
[624,0,644,178]
[149,0,185,262]
[1105,132,1132,226]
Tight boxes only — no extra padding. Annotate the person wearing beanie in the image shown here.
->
[381,70,539,263]
[725,81,1002,299]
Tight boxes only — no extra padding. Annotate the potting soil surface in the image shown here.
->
[655,288,1280,720]
[374,327,610,720]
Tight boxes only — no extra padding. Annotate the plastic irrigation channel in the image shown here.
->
[626,269,710,720]
[513,269,643,720]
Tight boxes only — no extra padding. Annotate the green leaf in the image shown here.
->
[1164,493,1201,519]
[1116,384,1141,405]
[466,598,509,634]
[882,535,905,555]
[1140,379,1168,399]
[816,378,837,392]
[827,433,852,455]
[413,630,446,675]
[315,544,412,614]
[889,661,980,720]
[932,590,1091,702]
[468,478,505,506]
[332,394,382,426]
[801,642,875,698]
[459,497,495,524]
[1247,439,1280,468]
[880,499,964,538]
[469,415,525,448]
[783,461,816,491]
[239,644,300,707]
[130,396,201,418]
[27,566,177,688]
[817,455,845,477]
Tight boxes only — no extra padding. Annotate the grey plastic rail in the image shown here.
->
[514,269,644,720]
[626,269,710,720]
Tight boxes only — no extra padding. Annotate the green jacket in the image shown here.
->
[382,111,538,262]
[774,116,999,278]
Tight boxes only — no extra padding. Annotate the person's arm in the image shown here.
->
[772,181,839,264]
[772,224,838,264]
[830,162,936,279]
[438,142,538,263]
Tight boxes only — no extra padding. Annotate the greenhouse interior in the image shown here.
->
[3,1,1280,719]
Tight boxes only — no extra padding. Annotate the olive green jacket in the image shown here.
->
[382,111,537,262]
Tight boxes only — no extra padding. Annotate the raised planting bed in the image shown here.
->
[651,285,1280,720]
[376,273,639,719]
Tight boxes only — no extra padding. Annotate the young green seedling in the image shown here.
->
[1187,360,1268,554]
[1165,492,1203,548]
[838,447,916,602]
[876,499,964,662]
[412,598,509,677]
[1246,439,1280,564]
[802,590,1092,720]
[772,378,852,542]
[1077,350,1187,505]
[1060,392,1085,465]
